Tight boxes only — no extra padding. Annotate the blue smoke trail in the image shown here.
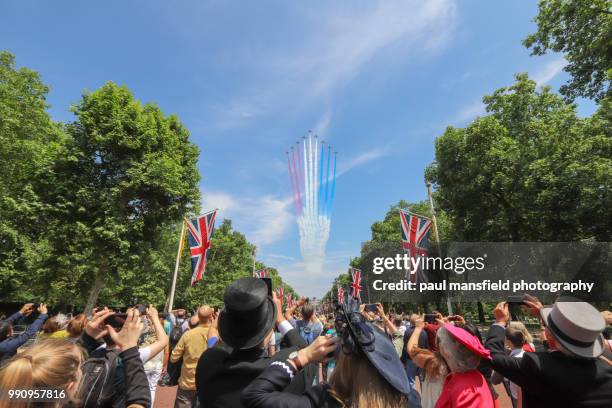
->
[329,152,336,215]
[318,142,325,216]
[324,144,331,216]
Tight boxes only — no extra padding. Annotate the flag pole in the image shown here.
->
[252,247,257,277]
[167,220,186,313]
[425,179,453,315]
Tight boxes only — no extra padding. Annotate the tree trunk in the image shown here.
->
[477,301,485,324]
[85,275,104,315]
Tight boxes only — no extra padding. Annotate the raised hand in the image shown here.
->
[37,303,48,315]
[375,303,386,318]
[106,308,144,351]
[147,304,159,321]
[414,315,425,329]
[298,335,340,365]
[19,303,34,316]
[272,292,284,324]
[493,301,510,325]
[85,307,114,339]
[523,294,543,317]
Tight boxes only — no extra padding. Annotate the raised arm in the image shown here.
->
[376,303,398,333]
[241,335,339,408]
[284,297,305,321]
[274,292,306,348]
[106,308,151,408]
[139,305,169,363]
[0,304,47,355]
[407,315,436,369]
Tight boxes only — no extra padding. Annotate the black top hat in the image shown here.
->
[335,295,410,396]
[218,277,277,350]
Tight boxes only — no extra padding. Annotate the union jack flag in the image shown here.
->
[277,286,284,303]
[350,268,363,302]
[286,292,292,306]
[337,286,344,304]
[254,268,269,278]
[186,210,217,286]
[399,209,431,284]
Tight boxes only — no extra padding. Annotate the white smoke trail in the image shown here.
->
[288,133,336,276]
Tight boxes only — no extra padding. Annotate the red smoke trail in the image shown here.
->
[287,153,299,215]
[291,147,302,215]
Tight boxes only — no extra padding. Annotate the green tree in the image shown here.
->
[38,82,200,311]
[171,219,299,309]
[0,51,65,300]
[426,74,611,241]
[524,0,612,101]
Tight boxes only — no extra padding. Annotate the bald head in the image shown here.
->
[198,306,213,325]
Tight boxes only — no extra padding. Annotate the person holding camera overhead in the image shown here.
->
[0,303,48,363]
[485,296,612,408]
[241,296,412,408]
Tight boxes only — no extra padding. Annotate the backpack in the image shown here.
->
[169,321,183,349]
[77,349,119,408]
[298,321,319,345]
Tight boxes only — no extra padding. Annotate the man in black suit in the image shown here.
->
[195,277,315,408]
[485,296,612,408]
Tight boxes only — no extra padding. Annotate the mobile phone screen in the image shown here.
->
[104,314,127,329]
[364,304,378,313]
[261,278,273,297]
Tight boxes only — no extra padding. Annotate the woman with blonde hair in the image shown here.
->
[241,297,412,408]
[0,339,85,408]
[0,308,152,408]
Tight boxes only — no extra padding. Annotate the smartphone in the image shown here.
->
[135,304,147,315]
[507,295,526,306]
[424,314,437,324]
[364,304,378,313]
[104,314,127,329]
[507,295,527,321]
[261,278,273,297]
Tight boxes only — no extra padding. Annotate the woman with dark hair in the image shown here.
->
[66,314,87,341]
[407,315,449,408]
[0,303,48,364]
[241,298,412,408]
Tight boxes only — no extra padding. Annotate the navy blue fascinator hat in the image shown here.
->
[334,293,410,396]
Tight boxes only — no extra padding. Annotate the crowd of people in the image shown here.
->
[0,277,611,408]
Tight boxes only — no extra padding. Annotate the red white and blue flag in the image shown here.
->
[399,209,431,284]
[186,210,217,286]
[350,268,363,302]
[337,286,344,304]
[286,292,292,307]
[254,268,269,278]
[277,286,284,304]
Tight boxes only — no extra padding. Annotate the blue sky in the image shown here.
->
[1,1,596,297]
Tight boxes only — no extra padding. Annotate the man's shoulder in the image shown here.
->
[184,326,209,338]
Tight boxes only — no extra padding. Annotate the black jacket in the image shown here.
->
[196,327,315,408]
[241,361,340,408]
[485,324,612,408]
[78,332,151,408]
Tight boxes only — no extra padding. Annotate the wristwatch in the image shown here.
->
[288,351,303,371]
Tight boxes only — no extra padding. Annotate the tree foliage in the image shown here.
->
[426,74,611,242]
[322,200,452,302]
[524,0,612,101]
[0,51,66,300]
[0,52,299,309]
[171,219,299,309]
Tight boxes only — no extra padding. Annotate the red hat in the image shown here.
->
[443,324,492,360]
